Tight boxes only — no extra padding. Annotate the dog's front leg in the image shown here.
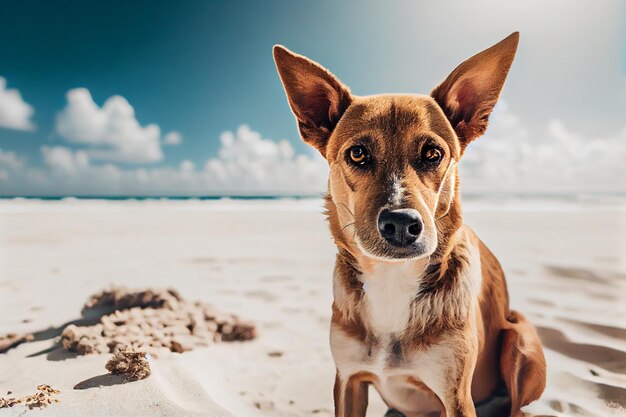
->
[333,371,368,417]
[441,378,476,417]
[441,351,478,417]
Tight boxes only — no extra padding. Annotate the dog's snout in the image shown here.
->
[378,209,422,247]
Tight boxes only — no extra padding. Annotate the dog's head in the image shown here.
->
[274,33,518,262]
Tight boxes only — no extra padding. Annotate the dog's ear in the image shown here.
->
[431,32,519,152]
[273,45,352,157]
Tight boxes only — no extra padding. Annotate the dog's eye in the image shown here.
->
[347,145,370,166]
[421,146,443,164]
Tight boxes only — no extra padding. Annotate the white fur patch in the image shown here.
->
[409,341,455,401]
[433,158,457,220]
[360,260,427,335]
[388,175,405,207]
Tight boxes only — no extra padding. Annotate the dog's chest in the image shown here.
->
[332,261,430,378]
[332,259,468,415]
[360,261,423,336]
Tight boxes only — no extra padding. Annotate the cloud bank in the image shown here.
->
[0,77,35,131]
[202,125,327,194]
[0,125,328,196]
[459,103,626,194]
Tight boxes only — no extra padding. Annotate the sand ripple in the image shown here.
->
[514,266,626,417]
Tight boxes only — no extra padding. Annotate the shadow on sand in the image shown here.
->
[16,306,120,361]
[73,373,129,390]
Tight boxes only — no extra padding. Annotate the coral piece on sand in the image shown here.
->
[0,332,34,353]
[220,322,256,342]
[0,385,60,410]
[105,350,151,381]
[59,286,256,357]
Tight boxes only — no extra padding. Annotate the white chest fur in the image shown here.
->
[360,260,426,336]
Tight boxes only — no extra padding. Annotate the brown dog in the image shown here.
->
[273,32,546,417]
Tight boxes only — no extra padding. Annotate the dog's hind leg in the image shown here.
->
[499,310,547,417]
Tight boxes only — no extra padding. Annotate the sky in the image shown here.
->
[0,0,624,196]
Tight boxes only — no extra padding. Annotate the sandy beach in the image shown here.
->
[0,198,625,417]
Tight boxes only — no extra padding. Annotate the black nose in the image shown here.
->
[378,209,423,247]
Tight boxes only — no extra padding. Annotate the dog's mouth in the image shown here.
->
[354,233,435,262]
[355,238,430,261]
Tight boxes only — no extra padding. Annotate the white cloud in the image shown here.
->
[460,103,626,194]
[202,125,326,194]
[0,77,35,131]
[0,148,24,183]
[164,131,182,146]
[180,160,194,172]
[55,88,164,164]
[0,148,24,170]
[41,146,90,174]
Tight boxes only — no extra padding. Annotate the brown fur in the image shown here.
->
[274,32,546,417]
[334,372,371,417]
[500,311,547,417]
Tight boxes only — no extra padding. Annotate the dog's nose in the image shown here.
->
[378,209,422,247]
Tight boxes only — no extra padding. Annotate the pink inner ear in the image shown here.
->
[299,79,344,129]
[327,90,343,125]
[453,78,480,123]
[299,80,334,128]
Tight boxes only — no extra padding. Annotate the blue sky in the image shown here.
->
[0,1,624,195]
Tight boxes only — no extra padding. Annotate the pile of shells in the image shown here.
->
[60,286,256,357]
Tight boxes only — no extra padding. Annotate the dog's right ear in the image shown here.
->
[273,45,352,157]
[431,32,519,153]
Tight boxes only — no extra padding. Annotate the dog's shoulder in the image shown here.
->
[460,224,510,335]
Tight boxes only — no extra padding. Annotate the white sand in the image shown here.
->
[0,198,625,417]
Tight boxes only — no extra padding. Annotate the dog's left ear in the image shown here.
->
[431,32,519,152]
[273,45,352,157]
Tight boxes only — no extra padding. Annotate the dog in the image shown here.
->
[273,32,546,417]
